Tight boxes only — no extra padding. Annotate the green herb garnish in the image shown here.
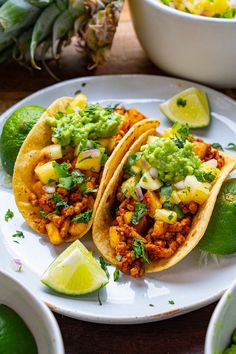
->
[212,143,223,151]
[133,237,150,264]
[168,300,175,305]
[4,209,14,222]
[99,256,110,279]
[48,193,69,214]
[225,143,236,151]
[123,152,141,176]
[72,209,93,223]
[12,231,25,238]
[52,162,70,178]
[113,268,120,281]
[160,185,172,199]
[131,203,148,225]
[176,98,187,107]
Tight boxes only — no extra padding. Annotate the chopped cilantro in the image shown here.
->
[115,255,122,261]
[195,169,216,183]
[176,98,187,107]
[131,203,148,225]
[48,193,69,214]
[225,143,236,151]
[4,209,14,222]
[149,304,154,307]
[123,153,141,176]
[74,89,81,95]
[160,185,172,199]
[133,237,150,264]
[212,143,223,151]
[113,268,120,281]
[40,211,49,219]
[72,209,93,223]
[12,231,25,238]
[52,162,70,178]
[13,240,19,244]
[163,201,172,209]
[169,300,175,305]
[99,256,110,279]
[168,213,174,221]
[172,205,183,219]
[81,82,87,87]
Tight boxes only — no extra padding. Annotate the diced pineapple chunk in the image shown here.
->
[70,93,88,110]
[98,137,116,153]
[76,149,104,172]
[144,191,162,218]
[170,190,181,204]
[192,185,210,204]
[154,209,177,224]
[139,172,162,191]
[109,226,120,249]
[69,223,88,237]
[46,222,64,245]
[135,158,151,171]
[121,176,139,201]
[41,144,62,160]
[177,188,193,203]
[124,211,134,224]
[163,128,174,138]
[35,161,58,184]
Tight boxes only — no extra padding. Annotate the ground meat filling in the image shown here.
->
[110,142,225,278]
[28,108,146,244]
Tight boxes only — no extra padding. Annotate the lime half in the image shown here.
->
[160,87,210,128]
[0,105,45,175]
[41,240,108,295]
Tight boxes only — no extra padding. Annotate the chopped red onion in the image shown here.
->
[141,159,149,169]
[80,149,100,159]
[43,185,56,194]
[135,185,144,201]
[174,180,185,190]
[149,167,158,179]
[204,159,217,167]
[11,259,23,272]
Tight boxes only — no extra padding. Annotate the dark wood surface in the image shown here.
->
[0,2,232,354]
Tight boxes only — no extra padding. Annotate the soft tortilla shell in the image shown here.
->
[13,98,160,241]
[93,134,236,272]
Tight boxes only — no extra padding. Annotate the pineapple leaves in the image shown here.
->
[52,8,73,58]
[30,2,60,69]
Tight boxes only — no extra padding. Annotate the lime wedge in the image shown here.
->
[41,240,108,295]
[199,178,236,255]
[160,87,210,128]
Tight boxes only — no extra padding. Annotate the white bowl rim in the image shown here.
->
[144,0,236,23]
[0,270,64,354]
[205,279,236,354]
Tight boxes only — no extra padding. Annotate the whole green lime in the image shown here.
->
[0,105,45,176]
[199,178,236,255]
[0,304,38,354]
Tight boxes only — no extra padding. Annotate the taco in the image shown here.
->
[93,123,236,277]
[13,94,160,245]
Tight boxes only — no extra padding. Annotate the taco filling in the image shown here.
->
[108,123,226,277]
[27,96,146,245]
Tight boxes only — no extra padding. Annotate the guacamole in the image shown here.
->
[46,104,122,148]
[142,138,201,183]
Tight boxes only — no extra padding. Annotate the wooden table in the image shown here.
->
[0,2,230,354]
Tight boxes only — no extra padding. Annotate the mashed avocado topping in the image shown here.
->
[46,104,122,148]
[142,138,201,183]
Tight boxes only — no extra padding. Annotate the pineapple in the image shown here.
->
[0,0,124,72]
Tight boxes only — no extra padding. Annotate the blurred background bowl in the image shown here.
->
[0,270,64,354]
[205,279,236,354]
[129,0,236,88]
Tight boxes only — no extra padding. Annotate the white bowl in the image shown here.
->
[0,270,64,354]
[129,0,236,88]
[205,280,236,354]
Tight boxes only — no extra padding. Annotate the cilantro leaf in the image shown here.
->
[58,176,73,190]
[225,143,236,151]
[195,169,217,183]
[133,237,150,264]
[12,231,25,238]
[52,162,70,178]
[113,268,120,281]
[123,153,141,176]
[212,143,223,151]
[5,209,14,222]
[131,203,148,225]
[169,300,175,305]
[160,185,172,199]
[48,193,69,214]
[72,209,93,223]
[99,256,110,279]
[176,98,187,107]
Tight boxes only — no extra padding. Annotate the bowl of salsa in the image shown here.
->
[205,279,236,354]
[0,270,64,354]
[129,0,236,87]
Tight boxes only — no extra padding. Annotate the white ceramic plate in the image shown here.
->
[0,270,64,354]
[0,75,236,324]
